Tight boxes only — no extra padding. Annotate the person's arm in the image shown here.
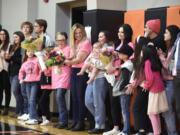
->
[143,60,154,90]
[119,68,131,91]
[65,51,89,65]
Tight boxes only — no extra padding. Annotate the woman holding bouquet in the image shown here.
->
[48,32,71,128]
[85,31,113,134]
[65,23,92,131]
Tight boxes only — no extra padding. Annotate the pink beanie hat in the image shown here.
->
[146,19,161,34]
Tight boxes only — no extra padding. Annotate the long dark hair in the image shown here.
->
[140,45,162,72]
[166,25,180,49]
[0,29,10,51]
[10,31,25,54]
[118,24,133,46]
[134,36,150,79]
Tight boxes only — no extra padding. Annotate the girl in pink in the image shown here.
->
[19,50,41,125]
[140,45,168,135]
[51,32,71,129]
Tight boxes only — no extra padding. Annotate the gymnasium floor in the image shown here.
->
[0,113,89,135]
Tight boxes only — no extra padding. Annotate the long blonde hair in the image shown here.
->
[70,23,87,57]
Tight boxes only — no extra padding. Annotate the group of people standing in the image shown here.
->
[0,18,180,135]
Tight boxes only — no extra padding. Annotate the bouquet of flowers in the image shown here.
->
[21,33,43,51]
[99,48,114,67]
[45,49,66,72]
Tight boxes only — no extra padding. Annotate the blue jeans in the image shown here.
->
[162,80,178,135]
[25,82,39,119]
[10,75,23,114]
[85,77,108,129]
[120,94,131,134]
[56,88,68,125]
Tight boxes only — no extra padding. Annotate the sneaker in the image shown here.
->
[103,129,120,135]
[25,119,38,125]
[40,120,50,126]
[18,114,29,121]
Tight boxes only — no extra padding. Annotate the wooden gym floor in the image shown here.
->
[0,112,90,135]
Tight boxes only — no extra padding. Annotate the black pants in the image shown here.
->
[0,70,11,109]
[132,86,152,132]
[108,84,122,127]
[39,89,52,120]
[173,75,180,122]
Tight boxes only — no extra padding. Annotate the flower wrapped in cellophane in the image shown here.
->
[21,33,43,51]
[45,49,66,74]
[99,48,114,67]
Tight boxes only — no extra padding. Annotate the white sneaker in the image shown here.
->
[18,114,29,121]
[40,120,50,126]
[117,132,127,135]
[103,129,120,135]
[25,119,38,125]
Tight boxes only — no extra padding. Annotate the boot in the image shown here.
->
[71,121,85,131]
[66,121,77,130]
[2,108,8,115]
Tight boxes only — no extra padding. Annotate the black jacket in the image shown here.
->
[7,46,22,76]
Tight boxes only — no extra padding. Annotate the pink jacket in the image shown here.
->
[144,60,165,93]
[159,48,173,80]
[19,57,41,82]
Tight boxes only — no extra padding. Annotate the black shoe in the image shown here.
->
[56,124,68,129]
[88,128,104,134]
[53,123,60,128]
[71,122,85,131]
[66,122,77,130]
[2,108,8,115]
[137,132,147,135]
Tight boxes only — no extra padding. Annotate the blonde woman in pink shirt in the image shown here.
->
[140,45,168,135]
[65,23,92,131]
[50,32,71,129]
[19,50,41,125]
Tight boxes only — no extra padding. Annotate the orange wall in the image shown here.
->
[167,5,180,28]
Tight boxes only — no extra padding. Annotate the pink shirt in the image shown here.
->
[19,57,41,82]
[72,39,92,68]
[159,49,173,80]
[51,45,71,90]
[144,60,165,93]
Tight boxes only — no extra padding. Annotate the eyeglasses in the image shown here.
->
[33,25,40,28]
[56,39,66,42]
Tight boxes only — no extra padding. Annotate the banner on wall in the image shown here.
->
[85,26,92,42]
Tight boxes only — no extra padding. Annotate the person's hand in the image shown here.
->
[64,59,71,66]
[4,53,12,59]
[156,48,164,56]
[125,84,134,95]
[20,80,24,84]
[106,64,116,74]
